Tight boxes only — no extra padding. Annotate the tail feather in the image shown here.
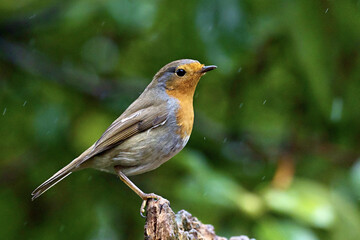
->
[31,161,79,200]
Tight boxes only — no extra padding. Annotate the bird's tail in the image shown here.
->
[31,159,80,201]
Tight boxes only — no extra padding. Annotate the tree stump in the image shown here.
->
[144,198,254,240]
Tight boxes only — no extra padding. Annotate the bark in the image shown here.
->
[144,198,254,240]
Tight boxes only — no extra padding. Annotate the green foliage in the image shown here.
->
[0,0,359,239]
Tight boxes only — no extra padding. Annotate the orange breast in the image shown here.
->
[164,62,204,139]
[166,90,194,139]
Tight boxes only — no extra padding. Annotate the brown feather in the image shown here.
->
[83,106,168,162]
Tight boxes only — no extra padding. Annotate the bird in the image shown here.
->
[31,59,217,215]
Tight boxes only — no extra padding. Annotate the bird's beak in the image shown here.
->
[200,65,217,73]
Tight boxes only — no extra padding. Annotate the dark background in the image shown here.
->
[1,0,360,239]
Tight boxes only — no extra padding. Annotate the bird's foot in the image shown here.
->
[140,193,167,218]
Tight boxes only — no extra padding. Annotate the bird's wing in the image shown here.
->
[82,105,168,162]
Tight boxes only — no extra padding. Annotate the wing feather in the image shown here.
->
[83,105,168,161]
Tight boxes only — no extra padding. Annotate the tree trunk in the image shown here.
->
[144,198,254,240]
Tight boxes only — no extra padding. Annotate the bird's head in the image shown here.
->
[152,59,217,96]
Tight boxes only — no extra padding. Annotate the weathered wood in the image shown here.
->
[144,198,254,240]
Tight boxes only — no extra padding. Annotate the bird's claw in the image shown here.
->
[140,199,148,218]
[139,193,162,218]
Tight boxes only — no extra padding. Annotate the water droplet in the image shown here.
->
[23,101,27,106]
[2,108,6,116]
[239,103,244,108]
[238,67,242,73]
[261,176,266,180]
[203,137,206,141]
[263,100,267,105]
[29,14,37,19]
[325,8,329,14]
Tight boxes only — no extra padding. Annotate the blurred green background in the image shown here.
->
[1,0,360,239]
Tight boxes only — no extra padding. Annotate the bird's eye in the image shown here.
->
[175,69,186,77]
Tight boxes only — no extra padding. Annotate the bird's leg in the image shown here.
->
[114,166,162,217]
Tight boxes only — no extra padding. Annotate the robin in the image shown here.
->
[31,59,217,215]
